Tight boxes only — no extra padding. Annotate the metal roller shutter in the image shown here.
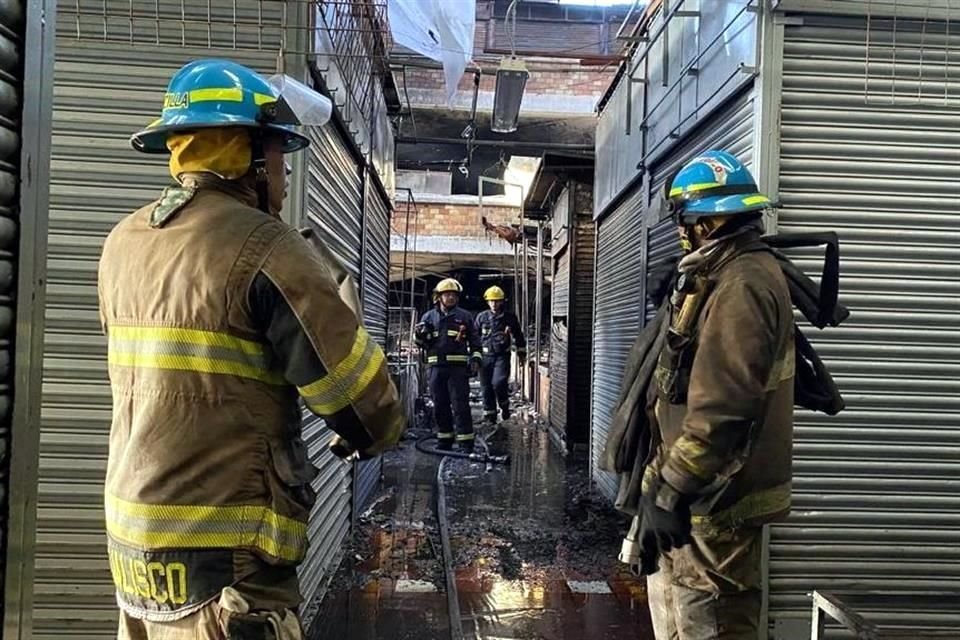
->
[552,249,571,319]
[39,11,285,633]
[299,121,364,615]
[589,188,645,500]
[769,15,960,636]
[0,0,24,624]
[568,212,595,445]
[355,175,391,512]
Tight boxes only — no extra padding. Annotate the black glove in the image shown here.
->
[469,359,481,377]
[638,482,693,570]
[414,322,433,345]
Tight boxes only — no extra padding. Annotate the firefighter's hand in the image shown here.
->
[329,435,378,462]
[414,322,433,345]
[469,359,481,377]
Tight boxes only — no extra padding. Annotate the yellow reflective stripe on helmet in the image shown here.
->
[105,494,306,562]
[189,87,243,103]
[107,326,284,385]
[254,93,276,106]
[742,195,770,206]
[298,327,385,415]
[669,182,722,197]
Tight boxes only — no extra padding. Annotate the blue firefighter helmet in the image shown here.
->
[667,150,771,221]
[131,59,311,154]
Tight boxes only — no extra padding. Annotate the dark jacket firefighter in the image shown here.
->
[415,278,481,450]
[99,59,404,638]
[475,286,526,422]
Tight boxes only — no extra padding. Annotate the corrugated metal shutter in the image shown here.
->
[649,85,757,196]
[552,248,570,318]
[299,121,364,616]
[549,226,571,445]
[568,208,596,445]
[0,0,23,620]
[549,322,569,443]
[39,32,282,637]
[589,188,645,499]
[769,16,960,636]
[355,175,391,512]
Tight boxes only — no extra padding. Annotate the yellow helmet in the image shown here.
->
[484,286,506,301]
[434,278,463,295]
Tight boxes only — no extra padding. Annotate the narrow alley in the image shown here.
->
[311,401,652,640]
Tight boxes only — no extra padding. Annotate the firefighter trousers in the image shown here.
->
[647,527,762,640]
[479,354,510,416]
[428,365,474,446]
[117,587,302,640]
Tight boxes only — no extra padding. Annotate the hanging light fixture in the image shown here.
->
[491,56,529,134]
[491,0,528,134]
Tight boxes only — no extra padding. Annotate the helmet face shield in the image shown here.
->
[264,74,333,127]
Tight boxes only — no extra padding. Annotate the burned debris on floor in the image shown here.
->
[310,410,653,640]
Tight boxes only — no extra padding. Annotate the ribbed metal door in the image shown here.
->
[550,246,570,443]
[355,175,391,512]
[568,213,596,446]
[299,122,363,616]
[0,0,24,624]
[38,37,283,637]
[589,188,645,499]
[769,16,960,635]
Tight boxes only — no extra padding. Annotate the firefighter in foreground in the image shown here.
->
[475,286,526,423]
[98,59,405,639]
[639,151,794,638]
[415,279,482,451]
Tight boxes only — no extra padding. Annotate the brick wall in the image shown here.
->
[401,65,614,98]
[391,200,519,238]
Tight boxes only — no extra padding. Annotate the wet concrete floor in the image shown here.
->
[310,411,653,640]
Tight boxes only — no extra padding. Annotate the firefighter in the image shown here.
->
[474,286,526,423]
[641,150,794,639]
[415,278,481,451]
[98,59,405,639]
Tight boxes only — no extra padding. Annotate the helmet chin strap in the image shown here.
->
[250,131,271,214]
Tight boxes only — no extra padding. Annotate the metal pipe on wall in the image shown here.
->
[534,220,544,412]
[521,215,529,402]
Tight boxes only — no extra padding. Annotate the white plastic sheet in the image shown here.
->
[388,0,477,103]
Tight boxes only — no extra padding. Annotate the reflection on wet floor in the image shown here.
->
[309,412,654,640]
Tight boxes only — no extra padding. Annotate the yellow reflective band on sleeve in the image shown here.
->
[427,356,439,364]
[669,182,722,198]
[108,326,285,385]
[447,330,461,337]
[298,327,385,415]
[446,355,469,363]
[456,433,475,442]
[105,494,307,563]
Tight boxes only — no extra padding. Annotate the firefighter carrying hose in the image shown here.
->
[98,59,405,639]
[415,278,482,451]
[638,150,794,639]
[474,286,526,423]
